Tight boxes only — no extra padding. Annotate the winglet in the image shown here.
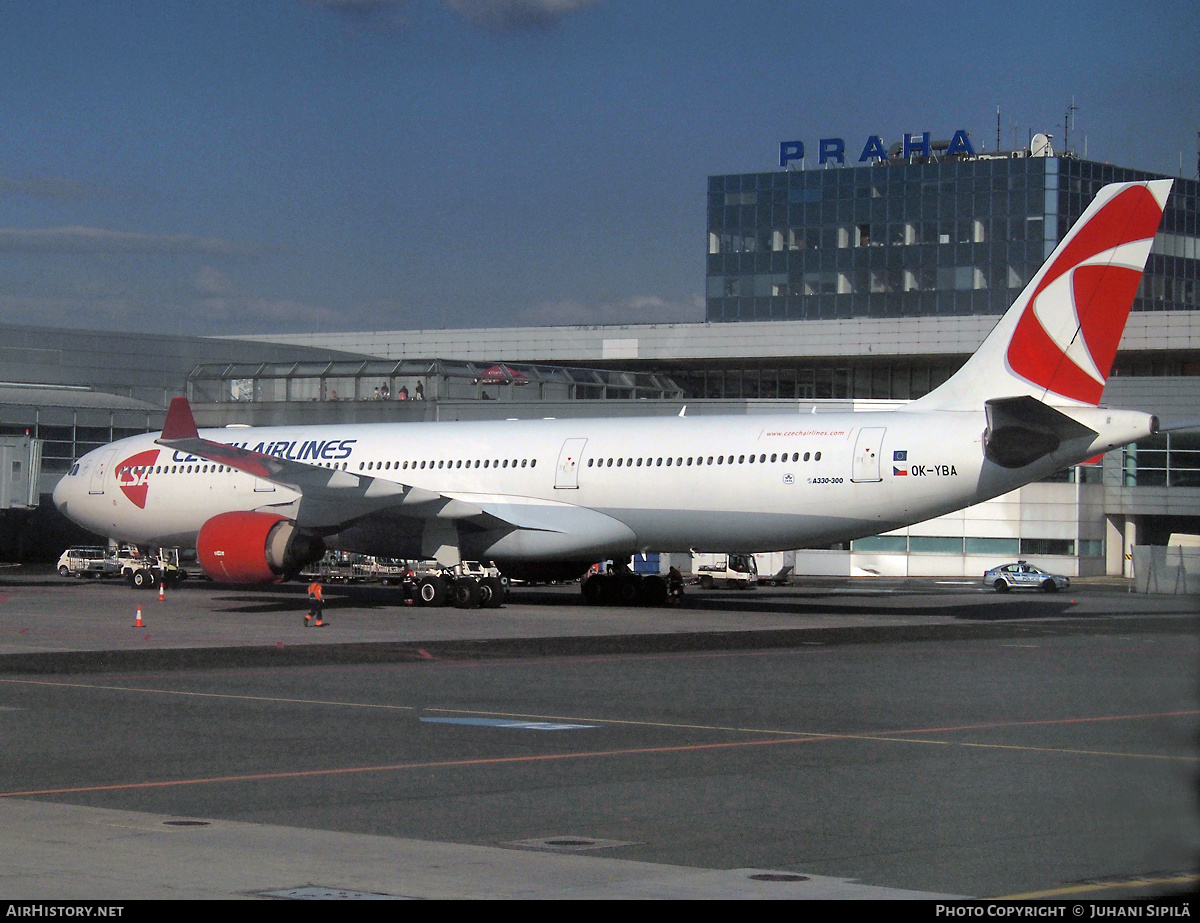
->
[162,397,200,441]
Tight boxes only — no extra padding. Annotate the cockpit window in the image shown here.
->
[69,464,80,476]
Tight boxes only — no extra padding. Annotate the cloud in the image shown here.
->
[443,0,600,31]
[195,295,348,330]
[0,290,346,335]
[305,0,600,33]
[193,266,238,296]
[514,294,704,327]
[303,0,412,30]
[186,268,348,329]
[0,226,265,257]
[0,295,142,331]
[0,176,119,203]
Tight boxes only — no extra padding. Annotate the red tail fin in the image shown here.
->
[161,397,200,441]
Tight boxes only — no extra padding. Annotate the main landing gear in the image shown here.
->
[580,572,671,607]
[411,563,506,610]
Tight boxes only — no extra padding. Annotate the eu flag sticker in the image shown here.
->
[893,450,907,461]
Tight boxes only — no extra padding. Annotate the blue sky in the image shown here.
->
[2,0,1197,336]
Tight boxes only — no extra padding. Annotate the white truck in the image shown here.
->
[58,545,186,588]
[693,553,758,589]
[57,546,120,578]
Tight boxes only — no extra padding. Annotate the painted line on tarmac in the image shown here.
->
[0,677,418,713]
[995,871,1200,899]
[424,705,1200,763]
[0,734,829,799]
[5,678,1194,763]
[419,717,597,730]
[884,708,1200,735]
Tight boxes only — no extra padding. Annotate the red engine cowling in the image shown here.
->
[196,511,325,584]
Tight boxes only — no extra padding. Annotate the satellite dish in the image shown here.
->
[1030,133,1053,157]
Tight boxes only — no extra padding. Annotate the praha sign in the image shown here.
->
[779,130,975,168]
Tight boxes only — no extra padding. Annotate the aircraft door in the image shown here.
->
[554,438,588,489]
[88,449,116,495]
[851,427,886,483]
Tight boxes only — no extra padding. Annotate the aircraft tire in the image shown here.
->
[417,577,446,607]
[480,576,505,608]
[639,575,669,606]
[581,575,606,605]
[617,577,640,606]
[453,578,481,609]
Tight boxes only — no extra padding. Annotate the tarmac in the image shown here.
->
[0,567,1195,901]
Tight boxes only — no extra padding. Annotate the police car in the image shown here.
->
[982,561,1070,593]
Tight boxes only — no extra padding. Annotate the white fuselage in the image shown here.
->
[52,405,1147,564]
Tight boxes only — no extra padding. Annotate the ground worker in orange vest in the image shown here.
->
[306,580,326,627]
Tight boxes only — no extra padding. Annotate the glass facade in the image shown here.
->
[1121,431,1200,488]
[707,155,1200,322]
[0,407,160,480]
[187,359,685,405]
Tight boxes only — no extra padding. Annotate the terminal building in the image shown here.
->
[3,135,1197,579]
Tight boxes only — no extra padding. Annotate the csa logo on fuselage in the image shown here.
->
[115,449,160,509]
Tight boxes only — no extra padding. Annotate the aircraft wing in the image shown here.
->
[155,397,509,531]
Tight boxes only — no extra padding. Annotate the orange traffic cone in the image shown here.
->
[158,583,165,601]
[134,605,143,628]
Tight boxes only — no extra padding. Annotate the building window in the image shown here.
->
[965,537,1020,556]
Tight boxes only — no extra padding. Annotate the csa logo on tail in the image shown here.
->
[1006,183,1168,405]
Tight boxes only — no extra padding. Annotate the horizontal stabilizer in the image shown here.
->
[984,397,1096,469]
[1157,418,1200,434]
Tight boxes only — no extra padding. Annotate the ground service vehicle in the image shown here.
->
[123,547,186,589]
[52,182,1175,608]
[57,547,119,578]
[695,553,758,589]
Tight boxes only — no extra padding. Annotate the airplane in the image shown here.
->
[53,179,1173,606]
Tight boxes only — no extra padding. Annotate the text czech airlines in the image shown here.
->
[171,438,357,464]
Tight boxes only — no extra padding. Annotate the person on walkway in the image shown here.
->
[306,581,326,627]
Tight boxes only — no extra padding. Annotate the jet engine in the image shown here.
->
[196,511,325,584]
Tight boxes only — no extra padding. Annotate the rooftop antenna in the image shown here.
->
[996,106,1001,152]
[1064,98,1078,155]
